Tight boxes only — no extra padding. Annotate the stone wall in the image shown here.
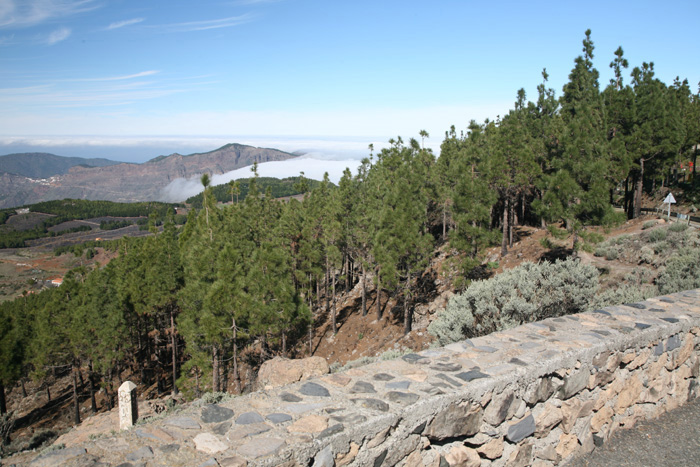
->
[25,289,700,467]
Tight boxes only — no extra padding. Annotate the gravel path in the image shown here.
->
[568,397,700,466]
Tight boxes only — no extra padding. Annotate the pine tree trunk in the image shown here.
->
[376,270,382,320]
[361,263,367,317]
[325,256,330,319]
[72,366,81,425]
[232,317,240,394]
[509,198,514,247]
[46,385,51,403]
[501,197,509,256]
[344,254,350,293]
[0,381,6,415]
[212,345,220,393]
[520,192,526,226]
[331,272,337,334]
[170,309,178,395]
[403,284,412,335]
[634,159,644,218]
[88,362,97,413]
[442,201,447,239]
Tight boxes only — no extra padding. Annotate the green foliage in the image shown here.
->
[547,225,569,240]
[428,258,599,345]
[185,176,321,207]
[642,220,657,230]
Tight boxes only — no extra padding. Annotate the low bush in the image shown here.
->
[428,258,599,345]
[657,248,700,295]
[646,228,668,243]
[668,222,689,233]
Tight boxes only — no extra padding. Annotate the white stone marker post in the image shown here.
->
[118,381,138,430]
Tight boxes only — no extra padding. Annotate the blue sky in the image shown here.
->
[0,0,699,163]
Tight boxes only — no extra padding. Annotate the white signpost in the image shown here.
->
[663,193,676,220]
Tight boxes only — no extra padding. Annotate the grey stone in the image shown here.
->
[434,373,462,387]
[386,391,420,405]
[424,403,482,441]
[318,423,344,439]
[374,449,388,467]
[593,309,612,316]
[402,353,430,364]
[386,380,411,390]
[509,358,528,366]
[201,404,234,424]
[506,414,536,443]
[455,369,490,382]
[164,416,201,430]
[524,377,555,405]
[199,459,218,467]
[158,444,180,454]
[126,446,154,462]
[593,433,605,447]
[626,302,647,309]
[557,368,589,399]
[266,413,292,424]
[351,398,389,412]
[662,317,680,324]
[212,421,232,435]
[660,297,674,303]
[484,390,515,425]
[300,382,330,397]
[314,445,334,467]
[280,392,302,402]
[430,362,461,372]
[30,447,87,467]
[331,414,366,424]
[349,381,376,393]
[133,428,161,442]
[650,308,666,313]
[635,322,652,330]
[373,373,395,381]
[591,329,611,336]
[509,442,533,467]
[653,342,664,356]
[237,437,285,459]
[236,411,264,425]
[667,334,681,351]
[475,345,498,353]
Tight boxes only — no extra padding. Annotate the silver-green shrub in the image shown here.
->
[657,248,700,294]
[428,258,599,345]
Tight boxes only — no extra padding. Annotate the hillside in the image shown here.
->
[0,144,298,209]
[0,153,121,179]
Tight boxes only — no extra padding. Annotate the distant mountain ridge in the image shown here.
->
[0,143,298,209]
[0,152,122,179]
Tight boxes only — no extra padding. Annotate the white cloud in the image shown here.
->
[0,0,99,29]
[74,70,160,81]
[46,26,70,44]
[106,17,144,30]
[159,156,362,202]
[154,13,254,32]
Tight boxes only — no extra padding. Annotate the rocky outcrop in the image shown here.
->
[257,356,330,390]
